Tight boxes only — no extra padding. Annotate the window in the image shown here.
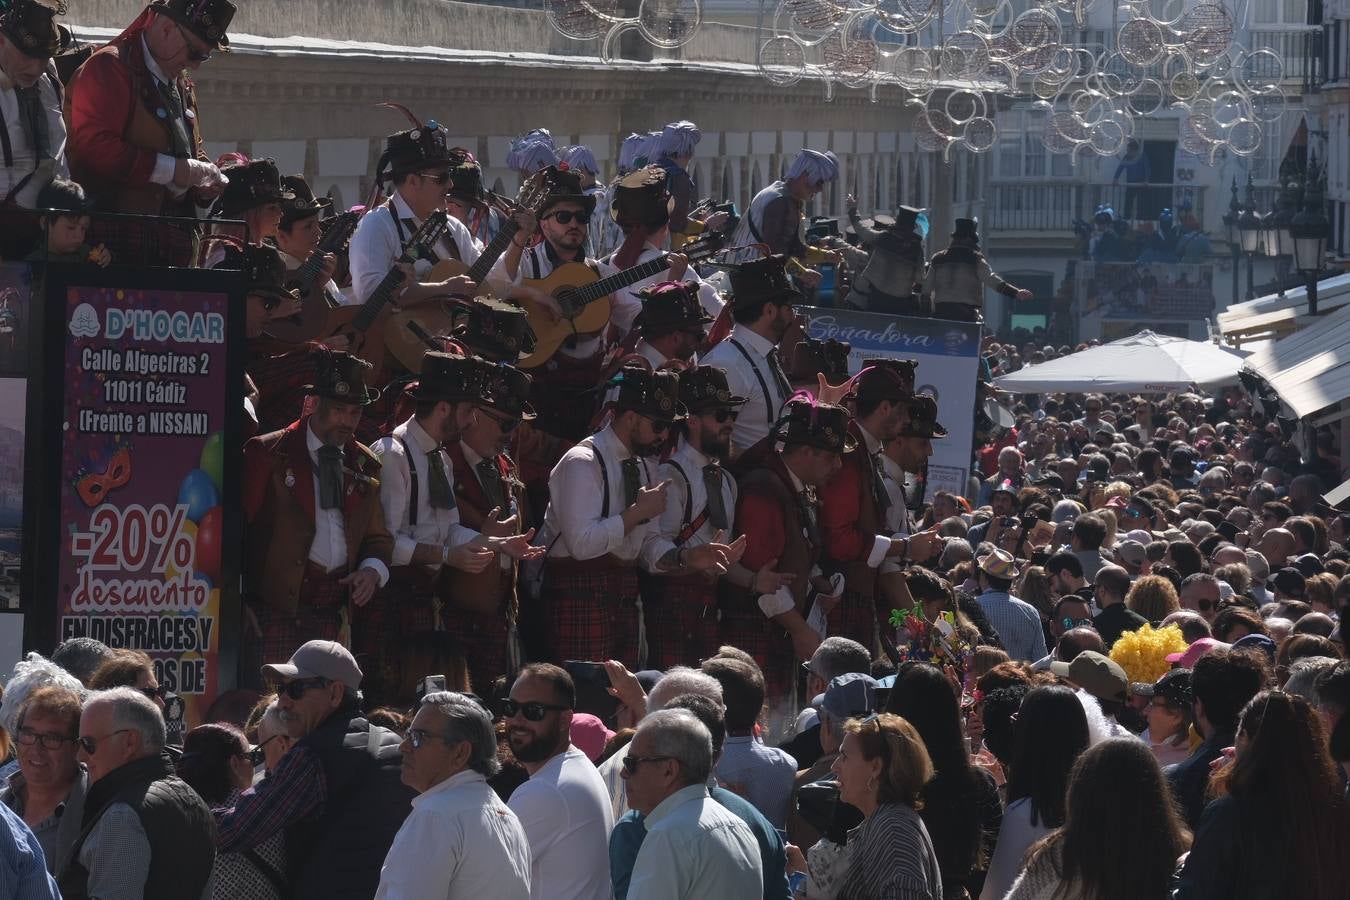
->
[995,109,1056,178]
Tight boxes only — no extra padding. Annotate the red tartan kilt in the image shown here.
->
[88,217,196,268]
[529,352,604,444]
[828,587,882,657]
[640,573,721,671]
[718,607,796,703]
[441,605,512,691]
[242,568,349,688]
[543,563,640,669]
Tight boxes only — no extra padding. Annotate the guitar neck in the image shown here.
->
[294,219,356,295]
[569,254,671,306]
[352,270,401,332]
[464,218,520,285]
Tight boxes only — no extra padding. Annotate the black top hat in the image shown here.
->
[680,365,748,413]
[891,206,923,231]
[610,165,671,226]
[305,351,380,406]
[636,280,712,337]
[452,296,537,362]
[897,395,948,439]
[412,352,485,404]
[729,255,803,311]
[151,0,234,49]
[216,159,294,217]
[380,120,453,182]
[789,338,851,384]
[539,164,595,217]
[854,358,917,402]
[613,364,687,424]
[952,217,980,241]
[774,398,856,454]
[444,148,484,205]
[480,362,537,421]
[0,0,62,59]
[279,174,331,224]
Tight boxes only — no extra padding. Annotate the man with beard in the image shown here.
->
[701,255,801,453]
[630,280,713,370]
[504,663,614,900]
[538,364,737,668]
[640,366,752,668]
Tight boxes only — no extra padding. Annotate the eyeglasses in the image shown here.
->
[16,728,77,750]
[275,676,331,700]
[1197,599,1214,612]
[418,170,453,185]
[407,727,460,750]
[543,210,591,226]
[645,417,672,434]
[175,24,213,62]
[621,755,673,775]
[502,699,572,721]
[1059,616,1094,630]
[479,408,521,434]
[706,409,739,423]
[77,729,132,755]
[140,684,168,701]
[248,734,281,766]
[1122,507,1146,519]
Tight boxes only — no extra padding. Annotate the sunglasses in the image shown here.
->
[140,684,168,701]
[502,699,571,721]
[15,728,77,750]
[480,408,521,434]
[418,170,453,185]
[77,728,131,755]
[621,754,673,775]
[275,676,331,700]
[407,727,458,750]
[706,409,739,423]
[176,24,212,62]
[248,734,281,766]
[1060,616,1094,630]
[544,210,592,225]
[1197,599,1214,612]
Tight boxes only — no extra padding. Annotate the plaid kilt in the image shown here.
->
[243,564,349,689]
[354,566,440,704]
[542,560,641,669]
[719,604,797,704]
[640,572,721,671]
[530,351,604,444]
[88,217,197,268]
[441,604,513,692]
[828,585,882,659]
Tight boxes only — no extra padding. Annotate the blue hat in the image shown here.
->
[821,673,878,722]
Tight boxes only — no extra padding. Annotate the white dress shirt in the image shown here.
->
[0,64,68,208]
[540,425,657,563]
[375,769,531,900]
[700,325,788,452]
[137,37,195,194]
[370,416,479,569]
[627,783,763,900]
[304,424,390,584]
[852,422,897,570]
[347,191,483,304]
[633,340,671,369]
[598,243,675,338]
[486,240,607,361]
[278,247,347,306]
[507,745,615,900]
[641,438,736,572]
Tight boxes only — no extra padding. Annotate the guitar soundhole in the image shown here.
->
[555,289,581,320]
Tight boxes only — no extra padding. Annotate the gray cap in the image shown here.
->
[821,673,878,722]
[261,640,363,691]
[1114,539,1147,566]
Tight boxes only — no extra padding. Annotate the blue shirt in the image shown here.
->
[975,590,1048,662]
[0,801,61,900]
[610,785,791,900]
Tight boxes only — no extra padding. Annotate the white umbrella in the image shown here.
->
[995,330,1250,394]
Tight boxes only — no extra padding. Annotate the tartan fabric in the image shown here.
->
[87,217,196,267]
[719,605,796,704]
[542,563,641,669]
[355,566,440,705]
[441,605,513,692]
[530,352,605,444]
[829,586,883,659]
[246,347,318,435]
[640,573,721,671]
[243,567,349,689]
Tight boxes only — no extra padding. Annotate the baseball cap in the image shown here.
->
[1245,549,1271,580]
[1133,668,1193,706]
[1231,633,1278,662]
[1050,651,1129,703]
[1125,529,1153,545]
[569,713,616,763]
[1165,637,1229,669]
[1273,566,1307,598]
[821,673,878,722]
[1293,553,1326,578]
[261,639,363,691]
[1114,540,1147,566]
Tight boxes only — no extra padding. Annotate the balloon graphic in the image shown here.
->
[178,469,218,523]
[199,432,225,494]
[195,505,223,582]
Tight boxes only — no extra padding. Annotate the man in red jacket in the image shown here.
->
[64,0,232,265]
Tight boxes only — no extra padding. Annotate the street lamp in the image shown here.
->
[1238,175,1262,299]
[1223,178,1241,308]
[1290,154,1329,316]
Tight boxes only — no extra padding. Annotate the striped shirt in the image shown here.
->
[0,802,60,900]
[836,802,942,900]
[974,590,1048,662]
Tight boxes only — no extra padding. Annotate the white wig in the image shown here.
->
[655,120,701,159]
[559,144,599,176]
[1,653,86,733]
[786,148,840,184]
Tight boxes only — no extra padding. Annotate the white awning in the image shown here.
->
[995,330,1249,393]
[1217,271,1350,336]
[1244,303,1350,419]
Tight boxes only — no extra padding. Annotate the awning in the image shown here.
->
[1325,476,1350,509]
[995,330,1249,393]
[1217,271,1350,337]
[1244,302,1350,419]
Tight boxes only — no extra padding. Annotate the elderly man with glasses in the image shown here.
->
[58,686,214,899]
[0,686,87,876]
[213,640,414,900]
[374,692,530,899]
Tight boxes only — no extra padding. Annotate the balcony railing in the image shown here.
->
[987,182,1209,231]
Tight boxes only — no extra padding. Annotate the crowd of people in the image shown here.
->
[5,0,1350,898]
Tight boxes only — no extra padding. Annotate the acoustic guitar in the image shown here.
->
[515,230,726,369]
[263,211,361,344]
[382,172,550,373]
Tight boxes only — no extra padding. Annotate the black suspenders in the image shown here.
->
[395,436,419,526]
[727,338,777,424]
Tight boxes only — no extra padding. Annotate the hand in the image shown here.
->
[339,567,380,606]
[703,210,729,231]
[317,252,338,285]
[486,529,546,562]
[393,262,415,299]
[789,626,821,661]
[907,530,942,561]
[785,843,808,875]
[519,285,562,325]
[1016,288,1033,301]
[446,543,496,573]
[666,252,689,283]
[441,274,478,297]
[269,294,303,321]
[603,659,647,720]
[846,192,858,214]
[512,209,538,238]
[89,244,112,268]
[823,249,843,265]
[797,269,822,289]
[816,372,853,406]
[629,480,669,522]
[752,558,797,594]
[681,531,744,575]
[179,157,227,191]
[480,507,517,538]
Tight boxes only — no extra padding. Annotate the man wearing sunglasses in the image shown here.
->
[65,0,232,266]
[640,365,753,668]
[347,120,481,310]
[630,280,715,370]
[61,687,214,900]
[539,364,681,668]
[215,641,413,900]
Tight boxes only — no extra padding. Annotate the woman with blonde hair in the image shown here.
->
[1125,575,1181,625]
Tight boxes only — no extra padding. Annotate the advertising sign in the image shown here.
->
[51,278,237,727]
[800,307,981,499]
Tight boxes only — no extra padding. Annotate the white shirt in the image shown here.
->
[371,416,479,569]
[540,425,658,563]
[348,191,483,304]
[507,745,615,900]
[278,247,348,306]
[700,326,788,453]
[599,243,676,338]
[641,438,737,572]
[627,784,763,900]
[305,423,390,585]
[486,240,606,361]
[634,340,671,369]
[375,768,531,900]
[0,64,68,208]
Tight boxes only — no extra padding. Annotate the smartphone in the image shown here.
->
[420,675,446,699]
[563,660,619,725]
[563,660,611,688]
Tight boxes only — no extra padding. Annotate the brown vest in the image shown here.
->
[725,455,819,615]
[823,421,885,602]
[440,441,528,616]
